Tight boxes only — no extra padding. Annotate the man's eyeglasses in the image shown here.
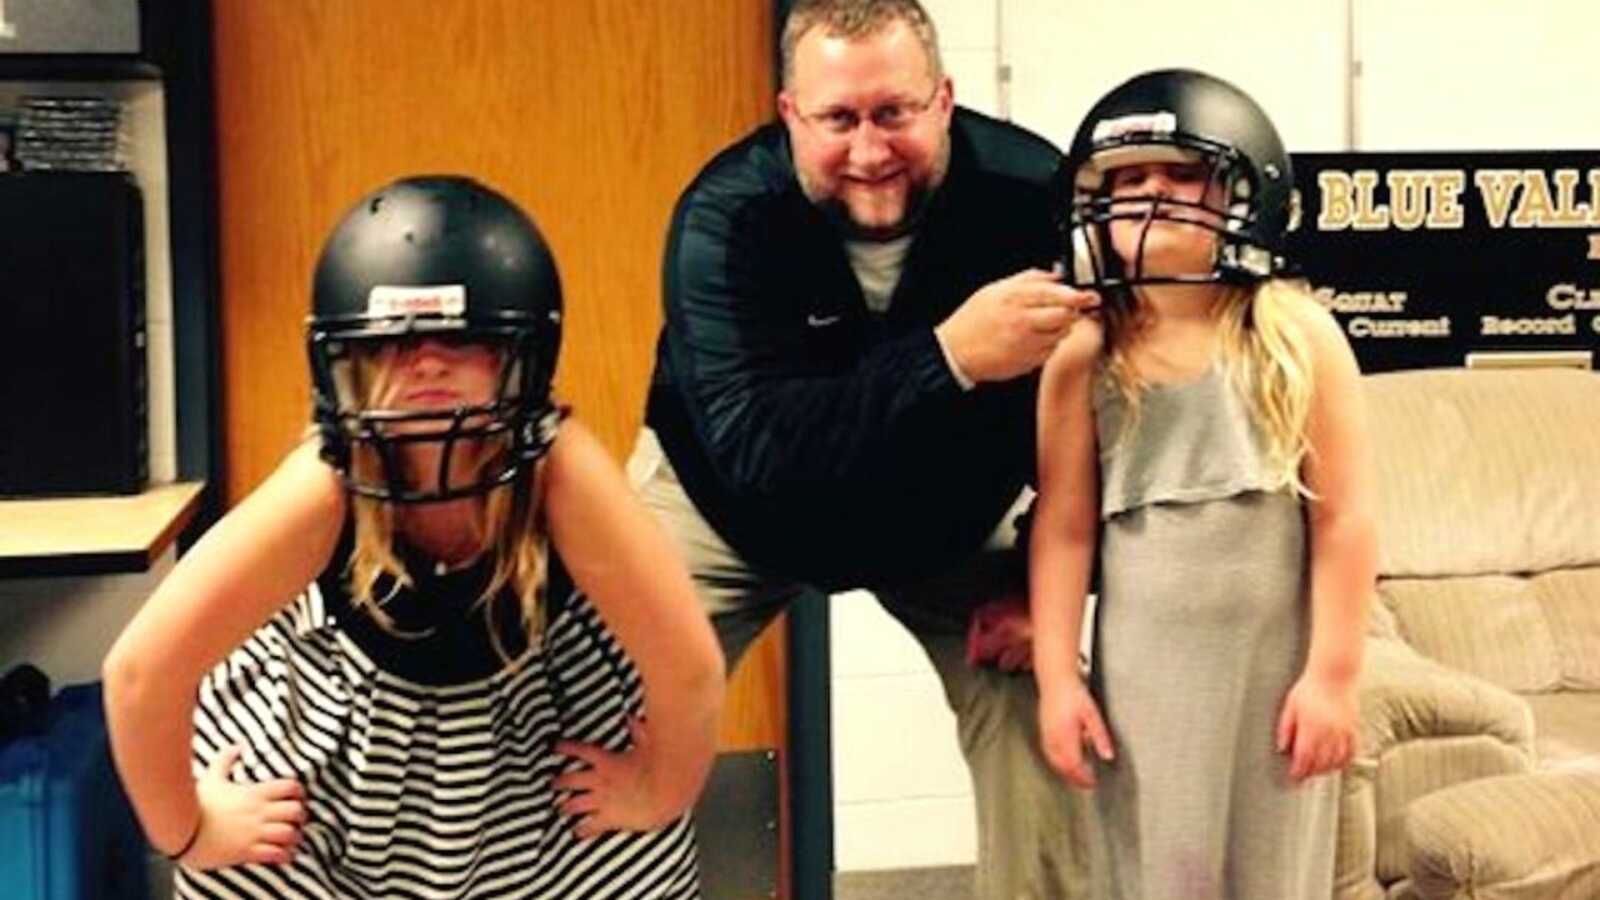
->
[799,86,940,139]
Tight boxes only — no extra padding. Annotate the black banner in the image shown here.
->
[1284,152,1600,373]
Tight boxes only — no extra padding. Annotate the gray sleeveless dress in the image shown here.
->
[1088,363,1338,900]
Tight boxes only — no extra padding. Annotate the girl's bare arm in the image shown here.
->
[544,420,724,823]
[103,440,345,853]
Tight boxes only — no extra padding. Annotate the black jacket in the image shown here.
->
[646,108,1064,590]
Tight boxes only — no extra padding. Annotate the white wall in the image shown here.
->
[932,0,999,115]
[1004,0,1349,153]
[830,0,1600,875]
[0,552,174,686]
[1351,0,1600,150]
[830,592,978,871]
[1002,0,1600,155]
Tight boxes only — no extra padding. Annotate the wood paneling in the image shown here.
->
[211,0,784,762]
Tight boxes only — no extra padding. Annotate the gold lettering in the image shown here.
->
[1550,170,1592,226]
[1309,286,1410,313]
[1480,314,1578,336]
[1426,171,1466,229]
[1387,171,1428,231]
[1347,316,1450,338]
[1547,284,1600,311]
[1476,170,1522,228]
[1318,171,1355,231]
[1511,169,1557,228]
[1589,233,1600,261]
[1352,170,1389,230]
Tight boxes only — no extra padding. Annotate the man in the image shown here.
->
[630,1,1098,896]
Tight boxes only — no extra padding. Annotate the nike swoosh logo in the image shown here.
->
[807,314,843,327]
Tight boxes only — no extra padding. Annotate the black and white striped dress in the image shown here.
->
[178,537,700,899]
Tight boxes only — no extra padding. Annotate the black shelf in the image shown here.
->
[0,0,223,570]
[0,54,160,81]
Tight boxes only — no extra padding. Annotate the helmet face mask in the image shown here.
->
[1063,69,1293,292]
[307,177,564,504]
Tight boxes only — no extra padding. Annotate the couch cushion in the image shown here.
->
[1534,567,1600,690]
[1523,693,1600,771]
[1379,566,1600,692]
[1364,368,1600,579]
[1379,576,1561,693]
[1366,598,1402,642]
[1405,771,1600,900]
[1374,735,1536,883]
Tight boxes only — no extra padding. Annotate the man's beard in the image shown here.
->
[816,179,936,241]
[804,139,950,242]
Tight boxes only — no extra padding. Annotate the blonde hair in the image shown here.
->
[1102,278,1317,496]
[337,347,553,664]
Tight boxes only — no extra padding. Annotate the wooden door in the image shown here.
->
[211,2,787,890]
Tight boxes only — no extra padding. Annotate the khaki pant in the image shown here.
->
[627,428,1095,900]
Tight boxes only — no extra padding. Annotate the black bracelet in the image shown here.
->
[166,814,202,862]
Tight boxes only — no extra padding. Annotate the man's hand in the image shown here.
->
[179,744,305,870]
[935,269,1100,384]
[965,595,1034,672]
[555,717,681,839]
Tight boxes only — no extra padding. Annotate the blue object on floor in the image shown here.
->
[0,681,149,900]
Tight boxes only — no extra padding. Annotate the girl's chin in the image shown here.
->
[1113,246,1215,277]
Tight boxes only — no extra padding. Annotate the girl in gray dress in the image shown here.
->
[1030,70,1376,900]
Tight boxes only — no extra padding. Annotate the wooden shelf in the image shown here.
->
[0,481,204,577]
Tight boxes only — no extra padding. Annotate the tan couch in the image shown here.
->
[1335,367,1600,900]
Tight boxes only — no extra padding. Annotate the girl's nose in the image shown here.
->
[399,336,458,371]
[1118,163,1178,194]
[1139,167,1175,196]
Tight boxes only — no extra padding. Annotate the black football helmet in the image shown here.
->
[307,176,564,503]
[1062,68,1295,290]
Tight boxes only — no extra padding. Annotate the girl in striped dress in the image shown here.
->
[103,176,724,899]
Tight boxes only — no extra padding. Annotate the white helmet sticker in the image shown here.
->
[367,284,466,317]
[1077,143,1202,190]
[1091,111,1177,144]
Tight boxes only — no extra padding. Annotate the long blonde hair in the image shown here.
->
[1101,278,1317,496]
[336,347,553,664]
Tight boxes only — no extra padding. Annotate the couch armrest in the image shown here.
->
[1406,771,1600,900]
[1359,635,1535,759]
[1336,636,1539,892]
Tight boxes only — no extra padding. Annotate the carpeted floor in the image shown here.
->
[835,865,974,900]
